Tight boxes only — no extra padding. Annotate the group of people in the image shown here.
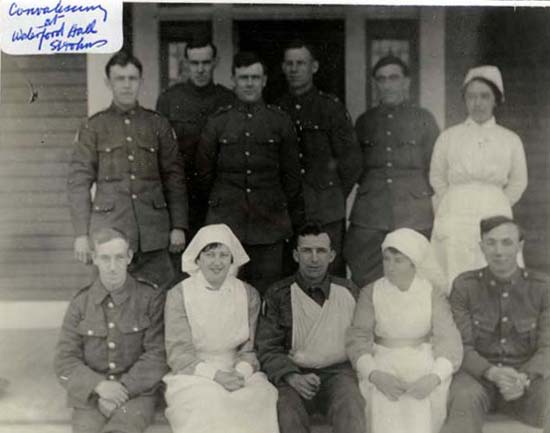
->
[53,37,548,433]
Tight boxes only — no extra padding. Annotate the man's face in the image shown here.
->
[293,233,335,283]
[465,79,496,124]
[374,63,409,106]
[92,238,133,292]
[232,62,267,103]
[480,223,523,276]
[106,64,142,110]
[187,46,216,88]
[282,47,318,93]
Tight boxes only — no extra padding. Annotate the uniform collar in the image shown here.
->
[480,266,524,289]
[295,272,331,299]
[108,102,140,117]
[186,80,216,96]
[90,274,135,306]
[289,85,317,104]
[465,116,496,128]
[235,98,264,114]
[377,100,410,114]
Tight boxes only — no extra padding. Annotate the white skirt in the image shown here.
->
[359,343,450,433]
[164,371,279,433]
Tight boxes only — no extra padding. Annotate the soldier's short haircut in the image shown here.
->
[480,215,524,241]
[184,38,217,59]
[105,51,143,78]
[294,221,333,249]
[283,39,318,60]
[372,54,409,77]
[232,51,267,74]
[90,227,130,250]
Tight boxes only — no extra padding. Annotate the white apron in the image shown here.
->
[164,274,279,433]
[359,277,450,433]
[290,282,356,369]
[432,182,521,289]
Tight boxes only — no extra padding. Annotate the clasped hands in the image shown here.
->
[369,370,441,401]
[94,380,129,418]
[214,370,246,392]
[485,366,529,401]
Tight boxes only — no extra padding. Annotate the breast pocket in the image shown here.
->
[97,142,124,181]
[135,131,161,180]
[397,138,424,168]
[472,315,497,346]
[77,320,108,364]
[513,317,537,351]
[118,317,151,362]
[301,122,329,153]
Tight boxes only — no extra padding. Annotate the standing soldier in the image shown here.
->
[68,51,188,290]
[197,51,304,294]
[156,39,233,239]
[345,55,439,288]
[278,40,361,276]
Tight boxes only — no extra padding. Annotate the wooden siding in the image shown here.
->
[0,53,93,300]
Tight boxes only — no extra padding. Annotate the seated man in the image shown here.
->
[442,216,549,433]
[256,222,366,433]
[54,228,168,433]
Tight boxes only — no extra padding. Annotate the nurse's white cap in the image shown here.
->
[463,65,504,101]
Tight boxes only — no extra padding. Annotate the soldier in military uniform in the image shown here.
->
[196,51,304,294]
[68,52,188,290]
[344,55,439,287]
[156,39,234,239]
[54,228,168,433]
[442,216,550,433]
[278,40,361,276]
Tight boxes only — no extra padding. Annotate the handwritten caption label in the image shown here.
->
[1,0,122,55]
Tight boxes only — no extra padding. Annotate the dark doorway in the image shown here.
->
[235,20,345,104]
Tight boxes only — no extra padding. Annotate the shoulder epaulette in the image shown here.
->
[266,103,287,115]
[72,282,93,299]
[87,107,110,122]
[457,268,484,282]
[523,269,550,284]
[266,275,295,294]
[136,276,160,290]
[211,104,233,117]
[142,107,163,117]
[318,90,341,104]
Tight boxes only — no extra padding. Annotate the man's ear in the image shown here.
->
[127,248,134,264]
[312,60,319,75]
[328,249,336,265]
[292,248,300,265]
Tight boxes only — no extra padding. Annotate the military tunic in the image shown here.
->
[441,267,550,433]
[256,274,365,433]
[157,81,234,236]
[277,87,361,276]
[67,103,188,288]
[197,100,305,293]
[344,102,439,287]
[54,275,168,433]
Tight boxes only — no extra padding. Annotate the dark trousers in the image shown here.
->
[344,225,431,288]
[239,241,284,296]
[283,219,346,278]
[129,248,175,291]
[277,368,366,433]
[72,395,156,433]
[441,371,550,433]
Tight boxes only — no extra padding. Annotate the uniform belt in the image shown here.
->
[375,335,429,348]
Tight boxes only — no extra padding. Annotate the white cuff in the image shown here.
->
[356,354,376,381]
[431,357,453,382]
[194,362,218,380]
[235,361,254,380]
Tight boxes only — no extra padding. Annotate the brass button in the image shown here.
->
[386,147,392,152]
[244,132,251,137]
[247,113,253,118]
[386,131,391,136]
[244,151,250,157]
[299,153,303,159]
[490,280,496,286]
[132,326,139,332]
[108,375,116,380]
[300,169,306,174]
[105,148,111,153]
[502,292,509,298]
[246,188,251,193]
[108,342,116,350]
[130,174,136,180]
[107,302,114,309]
[124,119,130,125]
[108,322,115,329]
[386,178,393,184]
[87,330,94,336]
[295,104,301,110]
[386,162,393,168]
[131,194,137,200]
[128,155,134,161]
[388,113,393,119]
[126,136,132,142]
[246,169,252,175]
[500,338,507,344]
[502,316,508,323]
[109,362,116,370]
[149,147,155,152]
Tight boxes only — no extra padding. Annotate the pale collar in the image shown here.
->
[465,116,497,128]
